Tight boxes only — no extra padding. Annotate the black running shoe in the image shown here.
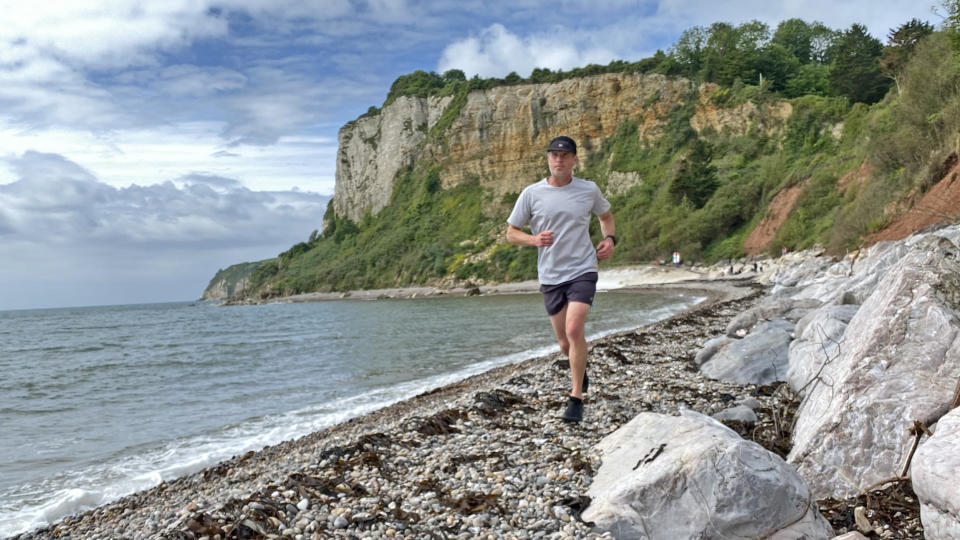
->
[562,396,584,422]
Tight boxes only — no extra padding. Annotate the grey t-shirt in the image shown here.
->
[507,177,611,285]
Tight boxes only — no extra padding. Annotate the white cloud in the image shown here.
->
[437,23,617,78]
[0,151,328,245]
[0,123,337,193]
[152,65,248,97]
[0,151,330,309]
[0,1,229,69]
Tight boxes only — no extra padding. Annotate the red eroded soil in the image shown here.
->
[743,157,959,255]
[744,181,807,255]
[867,161,960,244]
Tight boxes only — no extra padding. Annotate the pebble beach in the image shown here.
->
[15,277,783,539]
[14,271,924,539]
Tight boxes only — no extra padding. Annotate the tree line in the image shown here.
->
[380,16,936,110]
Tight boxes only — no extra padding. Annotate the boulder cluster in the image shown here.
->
[586,223,960,539]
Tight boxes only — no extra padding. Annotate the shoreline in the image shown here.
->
[16,277,762,539]
[232,263,751,305]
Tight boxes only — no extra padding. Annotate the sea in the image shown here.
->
[0,289,704,537]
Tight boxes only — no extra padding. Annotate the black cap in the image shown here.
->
[547,136,577,154]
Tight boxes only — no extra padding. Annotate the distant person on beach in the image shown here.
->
[505,135,616,423]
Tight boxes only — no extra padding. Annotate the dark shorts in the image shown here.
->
[540,272,598,316]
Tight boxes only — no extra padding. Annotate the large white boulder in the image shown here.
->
[788,234,960,498]
[582,410,833,540]
[787,304,860,395]
[912,406,960,539]
[700,319,794,384]
[725,297,820,337]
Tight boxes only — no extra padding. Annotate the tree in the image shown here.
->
[828,24,891,104]
[385,70,444,104]
[442,69,466,83]
[696,20,772,86]
[671,26,709,78]
[809,23,840,64]
[754,42,801,91]
[529,67,558,83]
[785,63,831,97]
[504,71,523,85]
[941,0,960,51]
[880,19,934,93]
[670,140,718,208]
[772,18,817,64]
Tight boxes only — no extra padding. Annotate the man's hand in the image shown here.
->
[596,237,614,260]
[534,230,554,247]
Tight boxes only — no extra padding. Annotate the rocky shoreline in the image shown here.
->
[10,279,771,538]
[14,273,927,539]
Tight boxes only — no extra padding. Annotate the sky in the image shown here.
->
[0,0,940,310]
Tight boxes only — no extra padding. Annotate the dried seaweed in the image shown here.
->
[413,408,468,435]
[819,478,923,538]
[443,492,503,515]
[473,389,527,417]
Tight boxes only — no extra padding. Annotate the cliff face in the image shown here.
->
[333,73,793,222]
[200,261,264,301]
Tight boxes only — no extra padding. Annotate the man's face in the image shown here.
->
[548,150,577,176]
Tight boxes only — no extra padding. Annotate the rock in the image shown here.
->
[725,297,819,337]
[912,407,960,539]
[582,410,833,539]
[831,532,869,540]
[854,506,872,533]
[786,304,860,395]
[693,335,734,366]
[297,498,309,511]
[712,405,758,424]
[737,397,764,409]
[700,319,794,384]
[788,234,960,498]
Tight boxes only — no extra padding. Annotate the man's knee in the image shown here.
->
[565,322,585,342]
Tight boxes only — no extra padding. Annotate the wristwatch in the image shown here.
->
[604,234,617,246]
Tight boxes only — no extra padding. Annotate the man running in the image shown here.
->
[506,135,616,422]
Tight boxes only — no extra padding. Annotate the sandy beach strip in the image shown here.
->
[231,264,719,304]
[15,276,778,539]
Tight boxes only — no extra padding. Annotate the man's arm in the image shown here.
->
[596,211,615,260]
[506,224,553,247]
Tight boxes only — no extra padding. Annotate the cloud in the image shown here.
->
[152,65,248,97]
[0,150,331,309]
[0,3,228,69]
[0,150,329,248]
[0,123,338,193]
[437,23,618,78]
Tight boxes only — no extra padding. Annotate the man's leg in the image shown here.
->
[548,304,571,357]
[549,301,590,398]
[563,301,591,399]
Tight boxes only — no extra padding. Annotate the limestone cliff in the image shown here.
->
[201,261,264,301]
[333,73,792,222]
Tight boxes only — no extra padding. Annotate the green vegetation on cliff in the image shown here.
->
[203,261,270,299]
[218,14,960,301]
